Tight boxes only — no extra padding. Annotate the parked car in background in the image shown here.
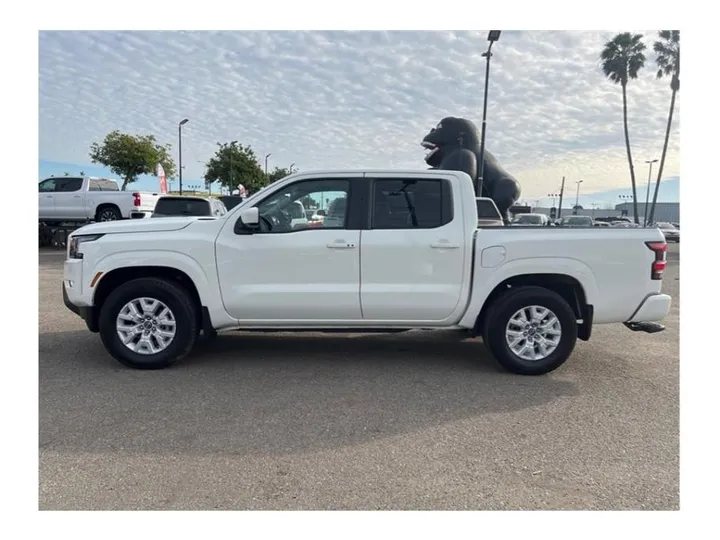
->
[218,195,244,211]
[151,196,227,218]
[655,221,679,242]
[510,213,550,226]
[476,198,506,227]
[558,215,594,228]
[39,176,161,223]
[594,221,611,227]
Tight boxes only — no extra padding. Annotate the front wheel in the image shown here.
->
[482,286,578,375]
[98,278,198,369]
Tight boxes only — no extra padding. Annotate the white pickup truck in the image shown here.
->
[62,169,672,375]
[39,176,161,223]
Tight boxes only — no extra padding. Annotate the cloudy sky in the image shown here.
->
[38,30,680,206]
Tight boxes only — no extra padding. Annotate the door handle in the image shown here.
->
[327,241,356,249]
[73,195,81,198]
[430,241,460,249]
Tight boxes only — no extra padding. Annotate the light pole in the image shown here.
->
[477,30,501,197]
[573,180,583,214]
[643,158,658,226]
[197,160,209,194]
[289,162,295,174]
[265,153,272,176]
[229,140,238,188]
[178,118,189,194]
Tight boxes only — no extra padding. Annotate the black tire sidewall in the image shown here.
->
[484,287,578,375]
[97,207,121,221]
[99,278,197,369]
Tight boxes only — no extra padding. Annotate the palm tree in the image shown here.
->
[647,30,680,225]
[600,33,646,224]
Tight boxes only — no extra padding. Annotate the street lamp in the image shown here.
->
[477,30,501,197]
[178,118,189,194]
[265,153,272,176]
[644,159,658,226]
[289,162,295,174]
[229,140,238,187]
[573,180,583,214]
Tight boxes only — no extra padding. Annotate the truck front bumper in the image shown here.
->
[63,283,98,332]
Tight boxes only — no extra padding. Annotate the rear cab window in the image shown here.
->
[88,179,119,191]
[153,197,210,217]
[371,178,453,229]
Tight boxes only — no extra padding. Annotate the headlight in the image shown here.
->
[68,234,104,259]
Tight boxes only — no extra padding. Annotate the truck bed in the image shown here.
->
[471,226,666,324]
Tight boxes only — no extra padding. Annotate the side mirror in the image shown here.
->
[234,207,260,234]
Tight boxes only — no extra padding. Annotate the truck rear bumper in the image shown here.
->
[627,293,672,323]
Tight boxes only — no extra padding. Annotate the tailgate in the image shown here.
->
[136,192,161,213]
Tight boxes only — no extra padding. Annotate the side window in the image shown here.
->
[255,178,350,233]
[372,178,453,229]
[89,179,118,191]
[39,179,57,192]
[56,178,83,192]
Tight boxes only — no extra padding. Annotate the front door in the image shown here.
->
[215,174,362,323]
[360,174,467,322]
[52,177,85,220]
[38,178,57,219]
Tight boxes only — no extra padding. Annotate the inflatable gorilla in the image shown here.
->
[421,117,521,222]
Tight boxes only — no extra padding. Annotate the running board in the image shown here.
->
[624,321,666,334]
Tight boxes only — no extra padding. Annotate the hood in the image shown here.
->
[71,217,202,235]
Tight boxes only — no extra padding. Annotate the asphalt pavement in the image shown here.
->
[38,244,680,510]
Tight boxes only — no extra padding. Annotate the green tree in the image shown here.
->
[79,171,85,176]
[204,141,267,193]
[600,32,646,224]
[267,166,294,183]
[647,30,680,225]
[63,172,70,176]
[89,130,176,190]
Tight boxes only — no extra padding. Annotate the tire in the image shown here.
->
[98,278,198,369]
[96,205,122,222]
[482,286,578,375]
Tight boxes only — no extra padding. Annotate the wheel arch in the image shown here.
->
[473,273,593,341]
[95,203,122,221]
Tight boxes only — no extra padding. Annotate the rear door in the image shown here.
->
[360,173,467,322]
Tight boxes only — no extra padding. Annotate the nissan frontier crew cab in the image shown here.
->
[62,169,672,375]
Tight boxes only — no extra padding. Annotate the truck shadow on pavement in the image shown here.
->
[39,330,580,457]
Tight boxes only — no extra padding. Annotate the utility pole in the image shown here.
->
[644,158,658,226]
[178,118,189,194]
[557,176,566,220]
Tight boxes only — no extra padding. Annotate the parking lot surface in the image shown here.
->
[39,245,680,510]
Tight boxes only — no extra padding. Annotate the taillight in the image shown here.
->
[133,192,141,207]
[646,241,667,280]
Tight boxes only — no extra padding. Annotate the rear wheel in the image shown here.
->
[96,206,121,222]
[99,278,198,369]
[482,286,578,375]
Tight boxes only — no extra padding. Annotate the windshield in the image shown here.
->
[564,217,592,225]
[515,214,543,224]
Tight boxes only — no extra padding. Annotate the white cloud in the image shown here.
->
[39,30,680,198]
